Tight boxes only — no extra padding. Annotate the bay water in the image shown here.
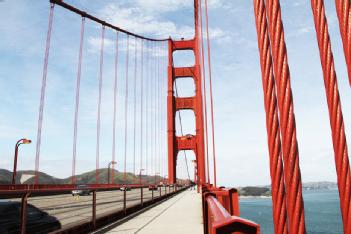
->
[239,190,343,233]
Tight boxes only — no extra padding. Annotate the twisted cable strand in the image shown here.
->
[311,1,351,233]
[265,0,306,233]
[335,0,351,86]
[254,1,288,233]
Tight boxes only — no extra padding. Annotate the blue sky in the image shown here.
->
[0,0,350,186]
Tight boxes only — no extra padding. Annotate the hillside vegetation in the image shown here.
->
[0,168,172,185]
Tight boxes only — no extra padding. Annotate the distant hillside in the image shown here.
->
[0,168,185,185]
[302,181,337,190]
[238,186,271,197]
[237,181,338,197]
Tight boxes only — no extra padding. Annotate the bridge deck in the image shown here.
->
[107,189,203,234]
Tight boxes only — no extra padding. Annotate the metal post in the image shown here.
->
[159,186,161,197]
[20,193,29,234]
[92,190,96,228]
[152,189,154,201]
[141,187,143,207]
[123,189,127,215]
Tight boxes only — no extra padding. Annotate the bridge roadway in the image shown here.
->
[10,188,170,229]
[100,189,203,234]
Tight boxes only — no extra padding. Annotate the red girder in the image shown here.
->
[172,39,196,51]
[174,67,197,79]
[175,97,195,110]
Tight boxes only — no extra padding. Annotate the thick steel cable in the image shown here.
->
[124,35,130,183]
[311,1,351,232]
[265,0,306,233]
[72,17,85,185]
[335,0,351,86]
[35,3,55,184]
[112,32,119,184]
[51,0,167,42]
[199,0,211,184]
[133,37,138,176]
[204,0,217,187]
[140,40,144,178]
[253,1,288,233]
[95,25,105,184]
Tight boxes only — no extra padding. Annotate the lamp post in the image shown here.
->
[12,138,31,185]
[107,161,117,184]
[139,169,145,185]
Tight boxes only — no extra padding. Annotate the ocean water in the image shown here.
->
[239,190,343,234]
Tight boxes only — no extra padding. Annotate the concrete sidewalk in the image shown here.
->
[106,189,203,234]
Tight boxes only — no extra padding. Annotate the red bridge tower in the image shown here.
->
[167,0,206,186]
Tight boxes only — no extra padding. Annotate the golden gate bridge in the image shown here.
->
[1,0,351,233]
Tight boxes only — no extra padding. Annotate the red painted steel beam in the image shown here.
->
[335,0,351,86]
[311,1,351,233]
[253,0,288,233]
[264,0,306,233]
[0,184,146,195]
[205,194,260,234]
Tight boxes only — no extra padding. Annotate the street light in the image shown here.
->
[12,138,31,184]
[107,161,117,184]
[139,169,145,185]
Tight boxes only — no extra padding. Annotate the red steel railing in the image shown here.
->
[202,185,260,234]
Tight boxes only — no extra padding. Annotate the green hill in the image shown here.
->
[0,168,170,185]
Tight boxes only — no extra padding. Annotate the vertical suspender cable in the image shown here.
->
[72,16,85,184]
[204,0,217,187]
[146,41,149,176]
[158,44,162,179]
[153,41,157,177]
[133,37,138,177]
[311,1,351,232]
[112,31,119,184]
[199,0,210,184]
[335,0,351,86]
[253,0,288,233]
[96,25,105,184]
[265,0,306,233]
[35,3,55,184]
[124,35,130,183]
[140,40,144,180]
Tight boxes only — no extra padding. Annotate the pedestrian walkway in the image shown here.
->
[107,189,203,234]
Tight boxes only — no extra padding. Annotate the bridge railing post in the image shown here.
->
[20,192,30,234]
[92,190,96,228]
[123,189,127,215]
[141,187,143,207]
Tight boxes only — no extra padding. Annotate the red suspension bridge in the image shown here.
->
[1,0,351,233]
